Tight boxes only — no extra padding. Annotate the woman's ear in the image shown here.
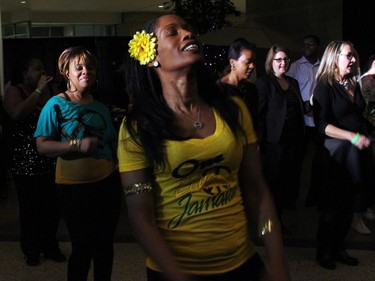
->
[229,58,236,70]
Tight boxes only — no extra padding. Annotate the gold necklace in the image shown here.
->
[180,106,203,129]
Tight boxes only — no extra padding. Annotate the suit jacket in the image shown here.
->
[255,73,304,143]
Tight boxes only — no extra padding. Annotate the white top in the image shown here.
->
[288,56,320,127]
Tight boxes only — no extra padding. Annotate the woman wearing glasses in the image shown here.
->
[255,44,305,234]
[313,41,374,270]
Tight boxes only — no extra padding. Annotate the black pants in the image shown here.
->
[320,139,375,212]
[15,173,61,258]
[58,173,122,281]
[147,253,265,281]
[261,142,305,216]
[302,126,324,207]
[316,139,374,255]
[317,210,353,257]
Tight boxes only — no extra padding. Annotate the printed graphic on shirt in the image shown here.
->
[167,153,236,229]
[55,105,107,148]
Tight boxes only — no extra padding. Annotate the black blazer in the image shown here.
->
[255,74,304,143]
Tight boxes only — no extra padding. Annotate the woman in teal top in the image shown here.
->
[34,46,121,281]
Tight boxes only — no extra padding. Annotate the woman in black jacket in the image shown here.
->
[255,44,305,233]
[313,41,374,270]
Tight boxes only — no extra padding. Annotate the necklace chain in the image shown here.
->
[180,106,203,129]
[338,79,349,91]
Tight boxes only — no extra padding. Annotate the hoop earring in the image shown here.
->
[68,80,77,92]
[66,80,71,90]
[153,61,159,68]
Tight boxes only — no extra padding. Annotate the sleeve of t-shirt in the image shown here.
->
[34,97,59,139]
[117,119,149,173]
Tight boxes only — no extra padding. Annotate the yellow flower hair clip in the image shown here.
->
[128,30,157,65]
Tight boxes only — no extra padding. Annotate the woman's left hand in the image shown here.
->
[354,134,372,150]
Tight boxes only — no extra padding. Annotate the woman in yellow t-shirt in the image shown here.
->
[118,14,290,281]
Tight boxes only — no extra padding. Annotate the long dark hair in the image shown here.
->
[124,14,244,171]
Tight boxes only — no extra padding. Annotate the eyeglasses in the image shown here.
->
[339,53,354,60]
[273,57,290,63]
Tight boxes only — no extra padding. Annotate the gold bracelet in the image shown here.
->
[123,182,153,197]
[69,139,81,152]
[34,88,42,95]
[259,219,273,237]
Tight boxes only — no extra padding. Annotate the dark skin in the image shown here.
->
[121,14,291,281]
[221,49,256,86]
[4,59,54,121]
[302,37,319,65]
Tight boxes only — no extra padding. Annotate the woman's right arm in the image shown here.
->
[121,169,194,281]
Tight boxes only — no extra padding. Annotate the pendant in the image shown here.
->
[339,80,349,91]
[194,121,203,129]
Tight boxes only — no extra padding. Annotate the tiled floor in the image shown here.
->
[1,241,375,281]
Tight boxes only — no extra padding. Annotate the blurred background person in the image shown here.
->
[34,46,121,281]
[217,37,259,132]
[3,55,65,266]
[358,53,375,222]
[288,34,321,207]
[109,59,130,131]
[110,59,129,111]
[256,44,305,234]
[360,54,375,129]
[313,40,374,269]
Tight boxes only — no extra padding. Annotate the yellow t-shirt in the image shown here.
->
[118,98,257,275]
[56,157,116,184]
